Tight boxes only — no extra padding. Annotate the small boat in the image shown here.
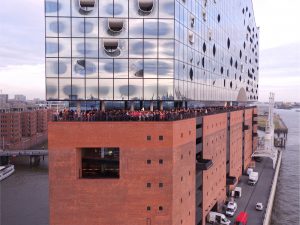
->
[0,164,15,181]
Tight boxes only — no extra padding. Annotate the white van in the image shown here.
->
[248,172,258,185]
[207,211,231,225]
[231,187,242,198]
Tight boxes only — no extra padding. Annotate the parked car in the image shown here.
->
[225,201,237,217]
[248,171,258,185]
[231,187,242,198]
[256,202,264,211]
[235,211,248,225]
[207,211,231,225]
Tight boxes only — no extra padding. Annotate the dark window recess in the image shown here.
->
[202,57,205,68]
[196,124,202,129]
[147,182,151,188]
[213,44,216,56]
[147,135,151,140]
[81,148,119,179]
[159,135,163,141]
[217,14,221,22]
[159,206,163,211]
[220,66,224,74]
[227,38,230,49]
[224,79,226,87]
[147,159,151,164]
[159,159,164,164]
[147,206,151,211]
[196,137,203,144]
[159,182,163,188]
[189,68,193,81]
[202,42,206,52]
[239,50,242,59]
[230,57,233,66]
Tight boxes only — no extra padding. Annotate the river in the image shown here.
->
[0,109,299,225]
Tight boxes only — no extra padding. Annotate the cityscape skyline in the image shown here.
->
[0,0,299,102]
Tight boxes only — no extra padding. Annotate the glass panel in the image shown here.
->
[159,19,174,38]
[144,79,157,100]
[159,0,174,18]
[85,59,98,78]
[45,0,58,16]
[86,79,99,100]
[58,0,70,16]
[114,0,128,17]
[129,19,143,38]
[58,18,71,37]
[99,79,113,100]
[114,79,128,100]
[85,18,98,37]
[158,59,173,78]
[159,39,174,58]
[58,58,71,77]
[99,59,113,78]
[46,38,58,57]
[72,58,86,78]
[72,38,85,57]
[114,59,128,78]
[129,60,143,78]
[46,17,58,37]
[46,78,58,100]
[59,38,71,57]
[85,38,98,58]
[144,39,157,58]
[158,79,174,100]
[59,78,71,100]
[99,0,114,17]
[144,19,158,38]
[144,59,157,78]
[72,18,85,37]
[46,58,58,78]
[72,79,85,100]
[129,39,143,58]
[129,79,143,100]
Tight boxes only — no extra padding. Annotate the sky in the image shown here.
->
[0,0,299,102]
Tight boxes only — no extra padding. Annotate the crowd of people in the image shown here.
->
[53,105,248,122]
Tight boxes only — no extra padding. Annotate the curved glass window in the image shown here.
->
[108,19,124,35]
[78,0,95,15]
[138,0,154,16]
[103,39,120,57]
[189,31,194,44]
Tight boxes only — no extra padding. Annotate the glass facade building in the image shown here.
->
[45,0,259,102]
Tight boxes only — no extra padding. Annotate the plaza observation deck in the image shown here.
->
[52,106,256,122]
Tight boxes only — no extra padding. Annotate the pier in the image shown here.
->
[257,114,288,148]
[0,150,48,166]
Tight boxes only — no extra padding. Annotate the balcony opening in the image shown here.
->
[189,31,194,44]
[189,68,193,81]
[103,39,120,57]
[138,0,154,16]
[78,0,95,15]
[108,18,124,35]
[80,148,120,179]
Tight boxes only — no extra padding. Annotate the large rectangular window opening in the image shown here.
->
[81,148,120,179]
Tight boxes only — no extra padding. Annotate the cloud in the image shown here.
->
[258,42,300,102]
[0,0,44,67]
[0,64,45,100]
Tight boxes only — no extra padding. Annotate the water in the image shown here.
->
[271,109,300,225]
[0,158,49,225]
[0,109,299,225]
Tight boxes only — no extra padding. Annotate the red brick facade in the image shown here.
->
[229,111,243,190]
[201,113,227,224]
[49,119,196,225]
[48,107,258,225]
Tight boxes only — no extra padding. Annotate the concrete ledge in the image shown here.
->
[263,150,282,225]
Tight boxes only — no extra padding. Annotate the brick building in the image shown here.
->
[0,109,53,150]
